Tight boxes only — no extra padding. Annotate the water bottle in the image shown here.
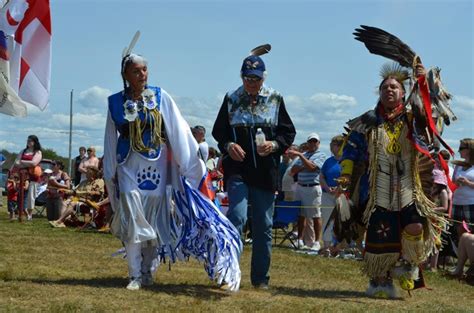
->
[255,128,266,153]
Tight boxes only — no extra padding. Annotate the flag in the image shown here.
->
[0,0,51,117]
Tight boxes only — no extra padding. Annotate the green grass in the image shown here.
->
[0,198,472,312]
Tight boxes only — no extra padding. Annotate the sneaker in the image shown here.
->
[126,277,141,291]
[27,215,33,221]
[141,273,153,287]
[244,238,253,244]
[297,239,305,248]
[311,241,321,252]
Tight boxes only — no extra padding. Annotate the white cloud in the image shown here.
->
[0,140,19,151]
[455,95,474,109]
[174,96,221,146]
[309,93,357,109]
[286,95,303,106]
[285,92,359,149]
[452,95,474,123]
[51,112,106,130]
[76,86,111,110]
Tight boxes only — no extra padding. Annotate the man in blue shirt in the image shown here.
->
[288,133,326,251]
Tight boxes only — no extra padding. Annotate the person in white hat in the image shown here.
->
[287,133,327,251]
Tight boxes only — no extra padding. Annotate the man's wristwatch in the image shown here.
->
[271,140,279,153]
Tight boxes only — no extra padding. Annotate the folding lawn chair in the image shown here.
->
[273,200,300,249]
[34,190,48,217]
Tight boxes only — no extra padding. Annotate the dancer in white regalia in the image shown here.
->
[103,32,241,291]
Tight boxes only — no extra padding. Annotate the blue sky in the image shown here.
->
[0,0,473,161]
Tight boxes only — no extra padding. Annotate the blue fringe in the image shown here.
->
[171,177,242,291]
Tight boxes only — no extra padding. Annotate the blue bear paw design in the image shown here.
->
[137,166,160,190]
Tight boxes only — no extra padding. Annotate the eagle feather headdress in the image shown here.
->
[354,25,456,127]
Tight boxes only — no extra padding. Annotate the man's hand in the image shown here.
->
[415,63,426,78]
[228,143,246,162]
[286,148,301,159]
[457,176,472,188]
[335,175,351,191]
[257,141,273,157]
[328,186,338,195]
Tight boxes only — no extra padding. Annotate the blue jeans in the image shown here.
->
[227,175,274,285]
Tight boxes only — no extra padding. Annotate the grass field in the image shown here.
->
[0,199,472,312]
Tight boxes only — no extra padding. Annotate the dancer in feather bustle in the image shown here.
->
[335,26,455,298]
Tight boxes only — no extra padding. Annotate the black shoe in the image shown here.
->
[252,282,269,290]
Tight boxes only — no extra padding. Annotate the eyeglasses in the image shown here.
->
[243,76,262,82]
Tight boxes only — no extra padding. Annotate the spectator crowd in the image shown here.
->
[2,131,473,286]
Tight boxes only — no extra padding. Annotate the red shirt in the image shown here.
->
[7,181,18,201]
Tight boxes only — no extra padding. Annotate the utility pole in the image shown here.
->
[68,89,73,177]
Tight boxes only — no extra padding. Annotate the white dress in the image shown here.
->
[103,88,241,290]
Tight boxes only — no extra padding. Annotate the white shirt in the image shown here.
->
[198,141,209,162]
[452,165,474,205]
[282,158,298,192]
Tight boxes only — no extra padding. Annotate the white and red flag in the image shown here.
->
[0,0,51,117]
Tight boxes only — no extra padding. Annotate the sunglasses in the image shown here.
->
[243,76,262,82]
[459,146,468,151]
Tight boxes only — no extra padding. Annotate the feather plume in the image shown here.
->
[380,63,410,82]
[353,25,417,68]
[250,44,271,56]
[427,67,456,125]
[122,30,141,58]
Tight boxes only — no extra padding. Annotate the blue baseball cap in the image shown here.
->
[241,55,266,78]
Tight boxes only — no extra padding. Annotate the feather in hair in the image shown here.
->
[250,44,271,56]
[122,30,141,58]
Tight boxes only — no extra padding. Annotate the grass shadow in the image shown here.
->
[271,286,403,302]
[11,277,230,300]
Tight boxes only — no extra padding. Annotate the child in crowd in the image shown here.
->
[7,171,29,220]
[428,168,451,271]
[7,172,19,220]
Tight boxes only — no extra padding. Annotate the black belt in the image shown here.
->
[298,183,319,187]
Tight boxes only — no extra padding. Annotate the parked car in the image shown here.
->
[40,159,55,172]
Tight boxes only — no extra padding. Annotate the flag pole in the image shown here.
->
[68,89,73,177]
